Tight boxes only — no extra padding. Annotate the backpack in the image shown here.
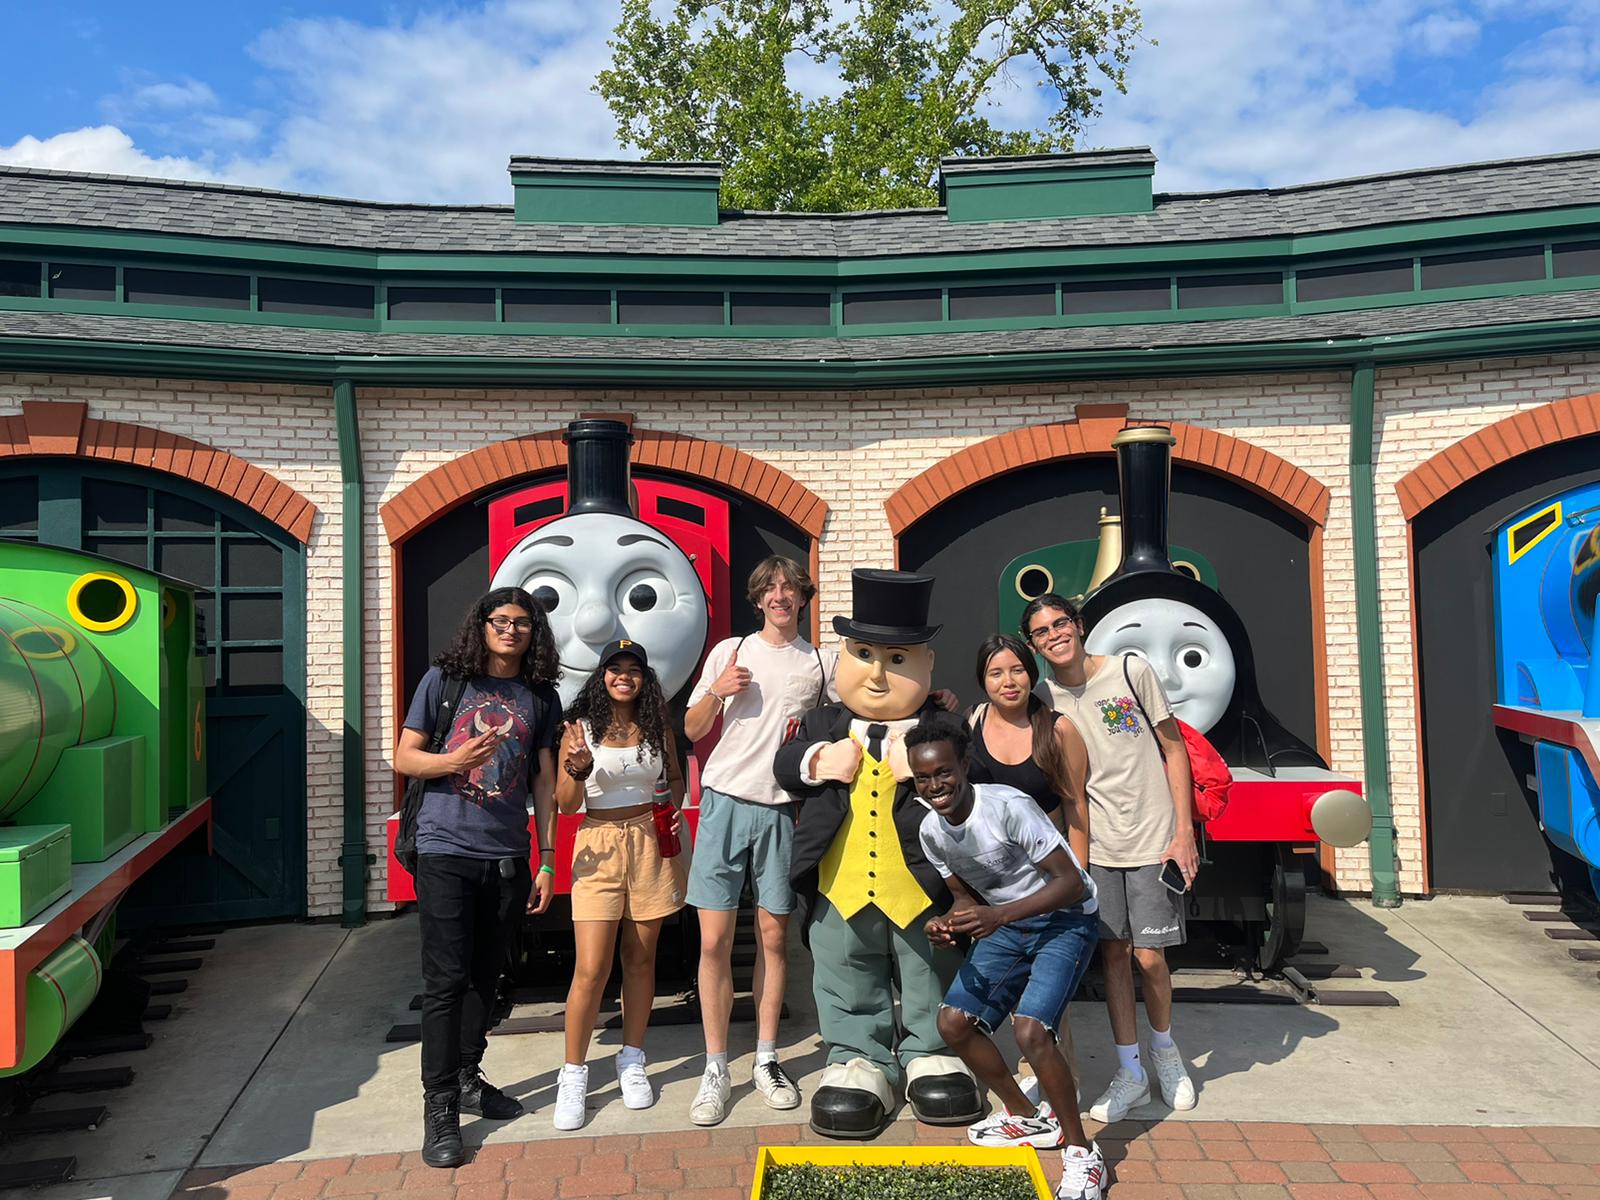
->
[1122,655,1232,824]
[394,673,468,875]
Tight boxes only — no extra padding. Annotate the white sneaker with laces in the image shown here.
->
[1057,1142,1107,1200]
[753,1059,800,1110]
[967,1109,1064,1149]
[689,1061,731,1126]
[1149,1043,1196,1110]
[553,1063,588,1131]
[616,1050,655,1110]
[1087,1066,1150,1123]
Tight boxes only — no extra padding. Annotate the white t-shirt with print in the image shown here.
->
[918,783,1097,913]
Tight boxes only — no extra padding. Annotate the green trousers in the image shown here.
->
[807,895,963,1092]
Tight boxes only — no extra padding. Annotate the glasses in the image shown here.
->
[486,617,535,633]
[1026,615,1078,645]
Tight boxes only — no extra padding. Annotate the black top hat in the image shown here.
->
[831,569,941,645]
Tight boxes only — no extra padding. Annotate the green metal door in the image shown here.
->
[0,462,307,923]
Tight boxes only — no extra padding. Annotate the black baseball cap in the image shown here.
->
[598,638,649,670]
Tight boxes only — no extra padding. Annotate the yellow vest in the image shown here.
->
[817,740,933,928]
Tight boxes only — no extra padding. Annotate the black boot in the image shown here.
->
[421,1089,465,1169]
[460,1065,524,1119]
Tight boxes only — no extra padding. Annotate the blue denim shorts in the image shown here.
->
[942,909,1099,1037]
[684,787,797,915]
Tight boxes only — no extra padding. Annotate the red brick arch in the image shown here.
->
[379,424,828,545]
[1,399,317,542]
[885,403,1330,536]
[1395,391,1600,519]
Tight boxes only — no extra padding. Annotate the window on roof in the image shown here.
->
[503,288,612,324]
[730,292,831,326]
[1061,278,1170,315]
[258,277,375,318]
[387,287,496,322]
[1295,259,1415,303]
[1177,273,1282,310]
[48,263,115,301]
[841,289,941,325]
[1420,246,1544,290]
[124,267,250,310]
[948,284,1054,321]
[617,290,724,325]
[1553,241,1600,280]
[0,260,39,299]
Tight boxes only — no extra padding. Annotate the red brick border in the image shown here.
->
[1395,390,1600,520]
[885,403,1331,535]
[0,400,317,543]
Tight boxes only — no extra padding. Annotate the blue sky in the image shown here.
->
[2,1,1598,204]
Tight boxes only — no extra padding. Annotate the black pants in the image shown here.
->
[416,853,531,1094]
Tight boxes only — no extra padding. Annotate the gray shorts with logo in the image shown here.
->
[1090,863,1187,949]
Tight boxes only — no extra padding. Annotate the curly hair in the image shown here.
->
[904,711,972,763]
[434,586,560,687]
[563,652,670,765]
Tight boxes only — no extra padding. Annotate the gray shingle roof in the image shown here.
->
[2,149,1599,260]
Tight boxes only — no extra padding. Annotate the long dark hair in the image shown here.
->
[434,586,559,687]
[974,633,1072,805]
[564,652,670,765]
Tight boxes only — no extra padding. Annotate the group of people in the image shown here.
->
[396,555,1201,1200]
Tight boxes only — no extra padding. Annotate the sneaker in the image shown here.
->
[553,1063,588,1131]
[1087,1066,1150,1123]
[753,1059,801,1110]
[1149,1043,1196,1110]
[1057,1142,1107,1200]
[689,1061,731,1126]
[967,1109,1064,1149]
[617,1050,655,1110]
[1019,1073,1073,1120]
[458,1065,523,1120]
[420,1089,464,1169]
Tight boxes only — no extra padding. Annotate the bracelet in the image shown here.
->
[565,761,593,780]
[538,864,554,877]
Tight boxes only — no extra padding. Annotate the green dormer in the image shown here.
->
[508,157,722,226]
[939,148,1157,222]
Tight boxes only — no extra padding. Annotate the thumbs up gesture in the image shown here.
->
[712,648,752,700]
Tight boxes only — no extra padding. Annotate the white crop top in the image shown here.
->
[582,724,664,810]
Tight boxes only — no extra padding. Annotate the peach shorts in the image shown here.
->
[570,811,690,923]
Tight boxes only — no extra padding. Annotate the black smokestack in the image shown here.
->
[564,419,634,517]
[1107,425,1179,581]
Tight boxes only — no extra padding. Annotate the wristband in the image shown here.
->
[565,761,593,780]
[538,864,554,877]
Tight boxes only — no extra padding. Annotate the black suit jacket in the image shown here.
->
[774,702,951,926]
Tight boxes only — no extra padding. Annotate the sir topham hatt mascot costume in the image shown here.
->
[775,568,981,1139]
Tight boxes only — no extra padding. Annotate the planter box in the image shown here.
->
[751,1145,1051,1200]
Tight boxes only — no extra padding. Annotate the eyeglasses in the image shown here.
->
[486,617,535,633]
[1026,616,1078,645]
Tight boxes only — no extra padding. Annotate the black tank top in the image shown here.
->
[967,703,1062,815]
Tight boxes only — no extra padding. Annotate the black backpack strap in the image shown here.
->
[428,674,468,752]
[1122,654,1162,754]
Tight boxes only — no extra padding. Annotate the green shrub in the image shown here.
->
[761,1162,1039,1200]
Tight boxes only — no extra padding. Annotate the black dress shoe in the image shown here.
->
[459,1066,524,1119]
[809,1085,889,1139]
[907,1071,983,1125]
[421,1089,465,1168]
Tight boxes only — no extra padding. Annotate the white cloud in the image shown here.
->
[0,126,218,181]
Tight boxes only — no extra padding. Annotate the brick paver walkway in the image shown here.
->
[173,1120,1600,1200]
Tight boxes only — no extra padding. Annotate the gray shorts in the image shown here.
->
[684,787,797,915]
[1090,863,1187,949]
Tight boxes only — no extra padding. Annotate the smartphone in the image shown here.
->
[1160,859,1189,895]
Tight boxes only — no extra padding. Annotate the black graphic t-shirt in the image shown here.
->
[403,666,562,859]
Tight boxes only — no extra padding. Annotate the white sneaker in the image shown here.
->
[967,1109,1064,1149]
[1087,1067,1149,1123]
[753,1059,801,1110]
[1057,1143,1107,1200]
[617,1050,655,1110]
[553,1063,588,1131]
[1149,1043,1196,1110]
[689,1061,731,1126]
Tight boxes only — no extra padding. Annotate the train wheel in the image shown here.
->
[1258,847,1307,972]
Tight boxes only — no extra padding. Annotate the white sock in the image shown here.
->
[1150,1027,1176,1051]
[755,1040,777,1065]
[618,1044,645,1065]
[706,1051,729,1073]
[1115,1042,1144,1080]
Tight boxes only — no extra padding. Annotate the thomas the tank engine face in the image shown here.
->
[491,510,709,705]
[1083,593,1238,735]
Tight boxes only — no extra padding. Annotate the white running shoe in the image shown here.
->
[553,1063,588,1131]
[753,1059,801,1110]
[689,1061,731,1126]
[617,1050,655,1110]
[967,1109,1064,1149]
[1149,1043,1196,1110]
[1087,1067,1150,1123]
[1057,1143,1107,1200]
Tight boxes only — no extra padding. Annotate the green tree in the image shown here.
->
[596,0,1144,213]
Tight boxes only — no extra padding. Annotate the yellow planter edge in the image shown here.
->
[751,1144,1051,1200]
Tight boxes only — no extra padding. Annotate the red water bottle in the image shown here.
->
[651,776,681,858]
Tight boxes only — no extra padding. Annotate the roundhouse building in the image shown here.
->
[3,147,1599,924]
